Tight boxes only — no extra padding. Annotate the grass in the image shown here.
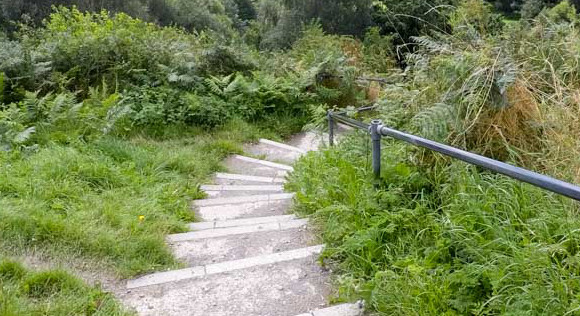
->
[0,119,268,278]
[287,134,580,315]
[0,258,130,315]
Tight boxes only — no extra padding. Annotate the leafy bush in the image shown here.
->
[198,44,257,76]
[0,260,26,282]
[22,270,83,298]
[0,259,129,315]
[31,7,198,91]
[371,0,458,44]
[288,136,580,315]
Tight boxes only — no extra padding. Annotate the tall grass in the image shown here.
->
[0,119,265,277]
[288,135,580,315]
[0,258,130,315]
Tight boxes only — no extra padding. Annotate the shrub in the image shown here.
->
[32,7,198,91]
[22,270,83,298]
[198,45,257,76]
[186,93,232,127]
[0,260,26,282]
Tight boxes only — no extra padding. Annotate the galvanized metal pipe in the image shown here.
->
[370,120,382,187]
[378,124,580,202]
[327,111,335,147]
[329,113,370,130]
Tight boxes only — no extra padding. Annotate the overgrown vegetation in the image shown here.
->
[288,1,580,315]
[0,258,129,315]
[3,0,580,314]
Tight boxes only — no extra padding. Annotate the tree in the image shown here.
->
[235,0,257,21]
[284,0,374,37]
[371,0,457,43]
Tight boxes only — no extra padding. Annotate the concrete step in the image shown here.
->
[225,155,291,178]
[213,173,285,185]
[168,218,308,242]
[189,214,297,231]
[194,193,294,207]
[287,126,353,153]
[126,245,324,289]
[171,224,313,266]
[245,143,303,165]
[195,197,293,221]
[260,139,307,153]
[287,131,327,153]
[294,303,364,316]
[233,155,294,171]
[121,255,330,316]
[202,184,285,198]
[245,139,305,165]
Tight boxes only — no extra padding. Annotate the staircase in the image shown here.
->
[121,129,363,316]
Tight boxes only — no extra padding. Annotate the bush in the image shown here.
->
[186,93,232,127]
[198,45,257,76]
[288,137,580,315]
[32,7,198,91]
[0,260,26,282]
[22,270,83,298]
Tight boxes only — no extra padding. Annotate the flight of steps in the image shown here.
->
[121,129,363,316]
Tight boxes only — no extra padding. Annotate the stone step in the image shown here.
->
[171,223,313,266]
[260,139,307,153]
[168,218,309,242]
[194,193,294,207]
[202,184,286,198]
[121,255,330,316]
[245,142,303,165]
[202,184,284,192]
[126,245,324,289]
[233,155,294,171]
[214,173,285,185]
[294,302,364,316]
[189,214,297,230]
[225,155,291,178]
[287,131,327,153]
[195,198,293,221]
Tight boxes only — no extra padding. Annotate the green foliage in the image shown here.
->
[0,260,25,282]
[371,0,457,44]
[33,7,198,91]
[0,258,129,315]
[288,137,580,315]
[198,45,257,76]
[0,120,264,277]
[22,270,83,298]
[546,0,578,22]
[521,0,546,19]
[450,0,505,37]
[362,27,396,74]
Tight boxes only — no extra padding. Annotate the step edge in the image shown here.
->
[233,155,294,171]
[168,218,308,242]
[188,214,297,231]
[215,172,285,183]
[259,139,307,154]
[201,184,285,192]
[194,193,295,207]
[126,245,324,289]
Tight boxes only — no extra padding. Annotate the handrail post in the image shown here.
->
[327,110,335,147]
[370,120,382,188]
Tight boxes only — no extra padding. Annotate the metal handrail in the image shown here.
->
[327,110,580,202]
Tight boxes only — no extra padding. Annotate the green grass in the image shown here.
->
[287,134,580,315]
[0,119,267,278]
[0,258,130,315]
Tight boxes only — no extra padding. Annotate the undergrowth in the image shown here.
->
[0,119,266,278]
[0,258,130,315]
[288,135,580,315]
